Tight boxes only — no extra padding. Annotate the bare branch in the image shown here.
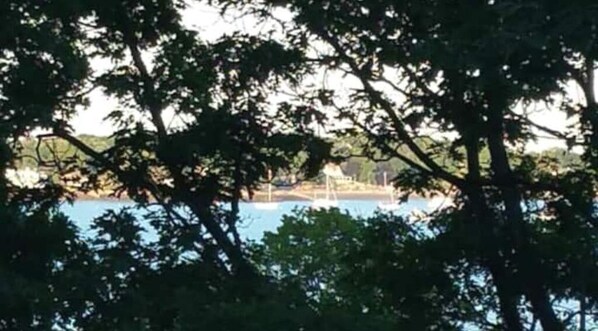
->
[343,111,438,178]
[508,110,569,140]
[123,32,168,138]
[316,30,467,188]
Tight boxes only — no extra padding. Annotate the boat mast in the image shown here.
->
[325,174,330,200]
[267,169,272,203]
[384,171,394,204]
[383,171,387,188]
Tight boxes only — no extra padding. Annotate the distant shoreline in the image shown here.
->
[250,190,395,202]
[73,189,408,202]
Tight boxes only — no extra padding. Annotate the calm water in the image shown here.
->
[60,198,586,328]
[60,198,431,241]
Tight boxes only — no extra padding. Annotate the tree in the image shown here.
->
[255,209,484,330]
[219,0,598,330]
[0,1,93,329]
[25,0,331,276]
[2,0,597,329]
[1,0,329,328]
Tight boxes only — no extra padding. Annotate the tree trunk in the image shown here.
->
[485,103,565,331]
[230,158,243,247]
[583,58,598,167]
[464,139,525,331]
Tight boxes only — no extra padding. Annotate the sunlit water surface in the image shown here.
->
[60,198,432,241]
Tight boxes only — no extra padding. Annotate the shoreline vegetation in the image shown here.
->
[13,134,580,204]
[74,188,399,202]
[71,183,422,202]
[6,165,441,202]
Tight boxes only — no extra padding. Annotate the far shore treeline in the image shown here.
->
[15,134,582,186]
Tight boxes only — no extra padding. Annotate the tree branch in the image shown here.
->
[508,110,570,141]
[48,128,251,273]
[123,32,168,138]
[317,30,467,189]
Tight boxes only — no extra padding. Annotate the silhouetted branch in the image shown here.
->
[508,110,570,140]
[316,29,467,189]
[123,32,168,138]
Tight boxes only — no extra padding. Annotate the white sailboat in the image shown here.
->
[254,169,279,210]
[378,172,401,211]
[427,196,453,210]
[311,172,338,209]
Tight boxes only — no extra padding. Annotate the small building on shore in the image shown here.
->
[5,167,47,188]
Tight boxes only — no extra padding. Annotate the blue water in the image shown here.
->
[60,198,430,241]
[60,198,589,329]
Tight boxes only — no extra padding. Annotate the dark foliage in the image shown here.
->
[0,0,597,330]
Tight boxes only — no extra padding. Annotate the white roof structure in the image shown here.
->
[322,163,352,182]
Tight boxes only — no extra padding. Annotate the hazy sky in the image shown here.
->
[68,2,585,153]
[70,3,236,136]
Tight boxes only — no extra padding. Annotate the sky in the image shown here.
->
[69,3,235,136]
[68,2,587,153]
